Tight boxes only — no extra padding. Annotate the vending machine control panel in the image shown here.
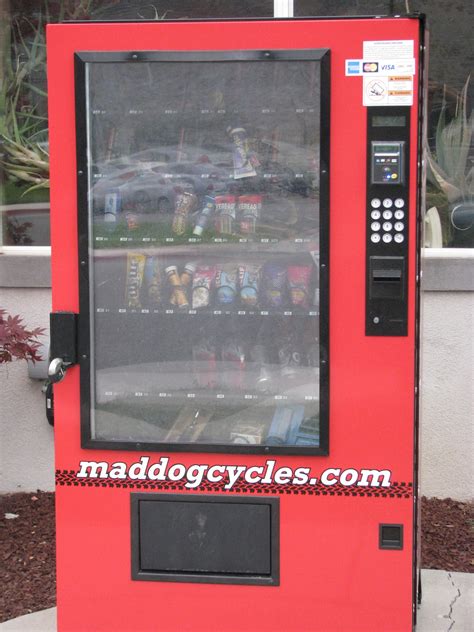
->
[366,107,410,336]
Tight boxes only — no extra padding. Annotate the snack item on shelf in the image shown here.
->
[238,264,260,307]
[238,194,262,234]
[227,126,257,179]
[143,257,163,306]
[192,339,217,389]
[172,190,197,235]
[262,262,287,308]
[125,253,146,308]
[287,264,312,309]
[165,265,189,309]
[180,262,197,288]
[215,194,237,234]
[215,264,237,305]
[192,266,215,309]
[193,195,216,236]
[104,189,121,223]
[221,339,245,389]
[278,336,302,378]
[230,423,263,445]
[125,211,138,231]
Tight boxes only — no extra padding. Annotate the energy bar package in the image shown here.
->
[262,262,287,308]
[192,266,216,309]
[143,257,163,306]
[238,194,262,234]
[125,253,146,308]
[238,264,260,307]
[287,265,312,309]
[215,264,237,305]
[165,265,189,309]
[227,126,257,179]
[215,195,237,234]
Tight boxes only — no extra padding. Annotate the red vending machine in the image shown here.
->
[47,15,425,632]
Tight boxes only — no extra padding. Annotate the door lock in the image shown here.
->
[48,357,68,383]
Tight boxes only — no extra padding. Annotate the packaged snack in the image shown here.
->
[172,190,197,235]
[215,264,237,305]
[287,265,312,309]
[192,339,217,389]
[125,253,146,308]
[104,189,121,223]
[143,257,163,306]
[227,126,257,179]
[262,263,287,308]
[125,211,138,231]
[180,262,197,288]
[238,194,262,234]
[192,266,216,309]
[165,265,189,309]
[193,195,216,236]
[215,195,237,234]
[238,264,260,307]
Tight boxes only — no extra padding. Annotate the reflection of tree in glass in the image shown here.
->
[6,217,33,245]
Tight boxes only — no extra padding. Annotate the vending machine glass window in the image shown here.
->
[76,50,329,454]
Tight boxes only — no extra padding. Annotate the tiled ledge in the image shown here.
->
[422,248,474,291]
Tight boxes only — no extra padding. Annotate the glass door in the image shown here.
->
[76,50,329,453]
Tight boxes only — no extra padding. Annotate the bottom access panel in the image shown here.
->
[131,493,280,585]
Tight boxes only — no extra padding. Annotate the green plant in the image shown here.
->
[0,12,49,195]
[427,76,473,205]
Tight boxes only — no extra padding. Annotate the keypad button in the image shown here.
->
[394,198,405,208]
[382,210,393,220]
[394,233,404,243]
[371,233,381,243]
[371,198,381,208]
[383,198,393,208]
[371,221,381,231]
[382,233,392,243]
[394,221,404,232]
[382,221,393,232]
[371,210,381,220]
[394,210,405,220]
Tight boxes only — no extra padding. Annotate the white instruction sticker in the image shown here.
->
[363,75,413,106]
[363,40,414,59]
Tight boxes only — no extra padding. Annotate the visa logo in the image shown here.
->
[382,64,396,71]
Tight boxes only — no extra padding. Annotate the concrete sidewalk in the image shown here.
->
[1,570,472,631]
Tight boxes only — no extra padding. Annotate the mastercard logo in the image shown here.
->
[363,62,379,72]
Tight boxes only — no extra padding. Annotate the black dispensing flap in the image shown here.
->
[50,312,78,365]
[131,493,280,585]
[369,256,405,299]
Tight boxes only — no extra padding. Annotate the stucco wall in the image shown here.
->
[0,288,54,492]
[420,291,473,501]
[0,284,472,499]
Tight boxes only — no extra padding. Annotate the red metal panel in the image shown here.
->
[47,18,421,632]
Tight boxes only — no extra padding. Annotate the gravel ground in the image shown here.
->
[0,492,472,622]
